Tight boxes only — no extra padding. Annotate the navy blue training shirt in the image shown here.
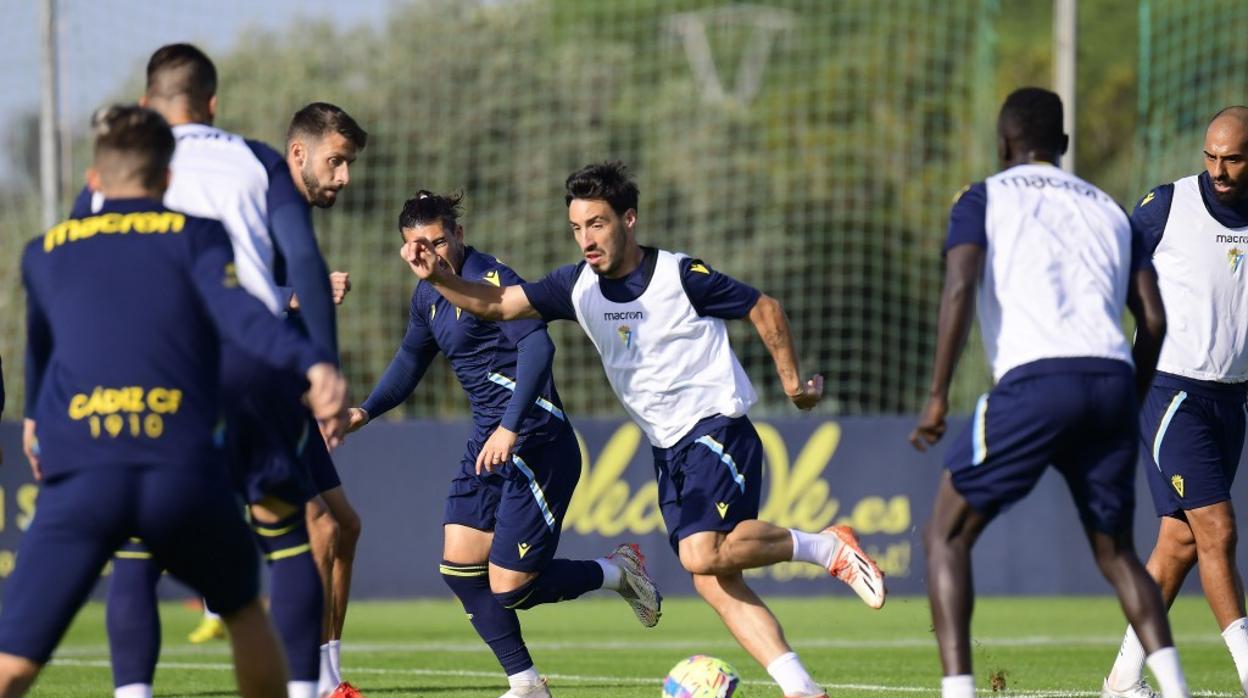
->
[521,246,761,322]
[23,198,330,477]
[361,247,567,447]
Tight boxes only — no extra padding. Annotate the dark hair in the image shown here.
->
[998,87,1065,154]
[287,102,368,149]
[90,104,175,190]
[399,190,463,234]
[564,161,639,215]
[145,44,217,111]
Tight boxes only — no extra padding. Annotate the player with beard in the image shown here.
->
[1101,107,1248,698]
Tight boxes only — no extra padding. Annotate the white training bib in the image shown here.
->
[571,250,756,448]
[979,164,1135,380]
[163,124,284,315]
[1153,175,1248,382]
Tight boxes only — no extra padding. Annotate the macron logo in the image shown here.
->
[603,311,644,321]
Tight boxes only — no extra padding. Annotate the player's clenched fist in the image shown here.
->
[305,363,350,448]
[400,240,441,280]
[330,271,351,305]
[908,394,948,452]
[787,374,824,411]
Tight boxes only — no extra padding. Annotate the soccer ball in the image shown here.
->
[662,655,741,698]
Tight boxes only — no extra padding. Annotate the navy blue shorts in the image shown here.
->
[946,358,1139,535]
[1140,373,1247,518]
[222,344,327,505]
[0,466,258,663]
[444,428,582,573]
[653,416,763,553]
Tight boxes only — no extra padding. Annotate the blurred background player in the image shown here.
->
[909,87,1184,698]
[5,103,350,698]
[285,103,368,697]
[1101,106,1248,698]
[401,161,885,698]
[344,191,660,698]
[89,44,364,698]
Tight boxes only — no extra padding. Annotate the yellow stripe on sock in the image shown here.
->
[439,565,488,577]
[504,588,536,609]
[115,551,153,560]
[253,521,301,538]
[264,543,311,561]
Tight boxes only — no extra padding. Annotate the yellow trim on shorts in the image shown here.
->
[115,551,153,560]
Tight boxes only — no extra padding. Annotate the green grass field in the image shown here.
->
[33,595,1246,696]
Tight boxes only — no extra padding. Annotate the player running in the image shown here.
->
[86,44,364,698]
[909,87,1187,698]
[3,104,349,698]
[1100,106,1248,698]
[345,191,659,698]
[401,163,885,698]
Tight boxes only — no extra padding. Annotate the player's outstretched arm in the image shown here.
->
[352,301,440,433]
[400,240,539,320]
[1126,266,1167,402]
[910,244,983,452]
[747,293,823,410]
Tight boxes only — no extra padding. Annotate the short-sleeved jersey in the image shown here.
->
[945,164,1141,381]
[1135,172,1248,382]
[22,198,327,478]
[522,247,760,448]
[395,247,567,447]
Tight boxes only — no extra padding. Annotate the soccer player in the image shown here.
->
[345,190,660,698]
[1100,106,1248,698]
[401,163,886,698]
[92,44,359,698]
[3,104,349,697]
[908,88,1186,698]
[285,103,368,696]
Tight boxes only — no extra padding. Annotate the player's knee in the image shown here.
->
[493,576,540,611]
[488,567,536,596]
[678,548,718,576]
[0,653,41,691]
[1192,512,1237,556]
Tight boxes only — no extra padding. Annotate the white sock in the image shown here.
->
[288,680,318,698]
[1107,625,1147,690]
[1145,647,1189,698]
[765,651,822,697]
[508,667,541,688]
[941,674,975,698]
[327,639,342,682]
[1221,617,1248,688]
[203,605,220,621]
[596,558,623,591]
[114,684,153,698]
[790,529,840,569]
[318,644,337,694]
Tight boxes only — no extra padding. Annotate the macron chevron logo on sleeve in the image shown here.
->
[483,270,501,287]
[1140,191,1156,207]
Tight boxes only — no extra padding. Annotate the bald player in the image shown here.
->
[1101,106,1248,698]
[910,87,1186,698]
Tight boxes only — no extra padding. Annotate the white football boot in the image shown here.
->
[499,676,551,698]
[606,543,662,627]
[1100,677,1160,698]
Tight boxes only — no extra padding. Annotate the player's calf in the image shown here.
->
[440,562,539,695]
[252,512,322,698]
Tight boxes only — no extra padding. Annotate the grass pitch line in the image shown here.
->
[48,658,1241,697]
[48,632,1232,658]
